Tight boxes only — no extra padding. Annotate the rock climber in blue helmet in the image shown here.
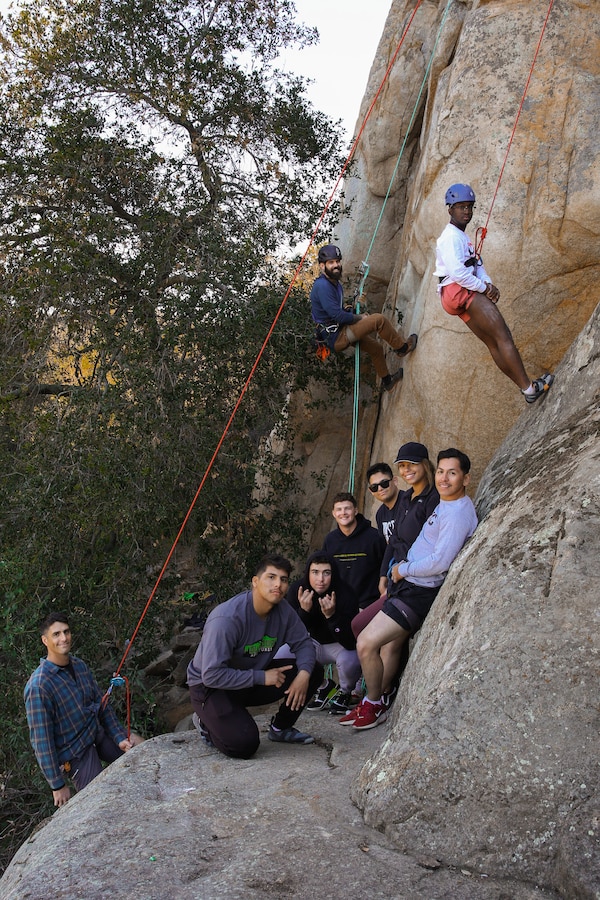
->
[434,183,553,403]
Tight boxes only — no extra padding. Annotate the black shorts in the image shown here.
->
[383,580,440,634]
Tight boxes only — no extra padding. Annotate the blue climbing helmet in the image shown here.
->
[445,183,476,206]
[318,244,342,263]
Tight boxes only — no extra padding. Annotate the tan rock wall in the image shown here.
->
[300,0,600,537]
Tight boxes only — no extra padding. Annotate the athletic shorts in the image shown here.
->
[440,282,476,323]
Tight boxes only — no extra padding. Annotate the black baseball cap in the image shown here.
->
[394,442,429,464]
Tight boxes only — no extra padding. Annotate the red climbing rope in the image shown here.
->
[102,1,426,700]
[475,0,556,256]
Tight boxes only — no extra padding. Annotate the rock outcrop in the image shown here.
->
[296,0,600,535]
[0,713,562,900]
[352,301,600,897]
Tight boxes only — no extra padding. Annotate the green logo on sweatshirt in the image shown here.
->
[244,635,277,657]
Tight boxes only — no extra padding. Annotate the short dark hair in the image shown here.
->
[366,462,393,482]
[255,554,292,577]
[40,611,71,635]
[332,492,357,507]
[307,551,332,567]
[437,448,471,474]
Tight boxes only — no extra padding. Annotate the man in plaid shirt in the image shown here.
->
[24,612,142,807]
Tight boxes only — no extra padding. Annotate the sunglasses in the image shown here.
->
[368,478,392,493]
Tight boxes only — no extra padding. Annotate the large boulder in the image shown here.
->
[0,713,561,899]
[352,301,600,897]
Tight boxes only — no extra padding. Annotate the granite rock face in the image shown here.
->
[352,301,600,897]
[0,716,562,900]
[300,0,599,531]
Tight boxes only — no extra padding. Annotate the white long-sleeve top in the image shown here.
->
[434,222,491,294]
[397,495,478,588]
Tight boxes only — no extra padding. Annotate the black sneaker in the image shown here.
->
[328,690,357,715]
[382,683,398,709]
[306,677,337,711]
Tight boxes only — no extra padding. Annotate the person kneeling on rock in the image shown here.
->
[187,554,323,758]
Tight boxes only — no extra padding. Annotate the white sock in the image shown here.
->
[522,383,536,396]
[364,696,382,706]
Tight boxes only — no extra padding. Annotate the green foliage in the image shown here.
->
[0,0,353,873]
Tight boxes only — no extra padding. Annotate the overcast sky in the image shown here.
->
[281,1,393,142]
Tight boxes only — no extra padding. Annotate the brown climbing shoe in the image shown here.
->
[382,369,403,392]
[395,333,418,357]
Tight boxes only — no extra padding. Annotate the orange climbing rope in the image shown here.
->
[475,0,556,257]
[101,1,426,703]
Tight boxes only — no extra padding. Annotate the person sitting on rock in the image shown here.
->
[286,551,361,715]
[322,491,386,611]
[187,554,323,758]
[340,449,478,731]
[311,243,417,392]
[25,612,143,807]
[435,183,554,403]
[352,442,441,710]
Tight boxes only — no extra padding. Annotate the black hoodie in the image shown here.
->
[286,551,359,650]
[322,513,385,608]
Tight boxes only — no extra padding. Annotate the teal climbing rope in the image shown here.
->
[347,0,454,493]
[348,262,368,494]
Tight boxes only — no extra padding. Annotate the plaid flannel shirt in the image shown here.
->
[24,656,126,790]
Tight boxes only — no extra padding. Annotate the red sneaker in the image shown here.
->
[352,701,388,730]
[339,701,363,726]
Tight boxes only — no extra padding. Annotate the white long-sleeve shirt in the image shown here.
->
[434,223,491,294]
[397,495,478,588]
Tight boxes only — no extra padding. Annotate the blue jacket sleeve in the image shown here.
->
[310,276,356,326]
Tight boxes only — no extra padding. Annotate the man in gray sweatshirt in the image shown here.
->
[187,554,323,758]
[339,449,478,731]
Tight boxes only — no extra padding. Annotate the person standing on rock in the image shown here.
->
[24,612,143,807]
[340,449,478,731]
[310,243,417,392]
[435,183,554,403]
[187,554,323,758]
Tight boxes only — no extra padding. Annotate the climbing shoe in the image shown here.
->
[268,720,314,744]
[395,333,418,357]
[523,373,554,404]
[382,369,403,392]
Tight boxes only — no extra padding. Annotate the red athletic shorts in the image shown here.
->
[440,282,476,323]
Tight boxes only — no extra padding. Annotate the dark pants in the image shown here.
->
[189,659,324,759]
[70,726,123,791]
